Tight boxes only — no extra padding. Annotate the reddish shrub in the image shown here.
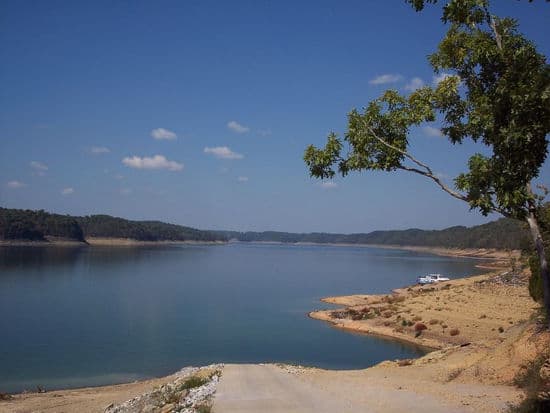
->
[449,328,460,336]
[414,322,428,332]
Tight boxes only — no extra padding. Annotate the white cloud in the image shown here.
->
[204,146,244,160]
[30,161,48,176]
[404,77,425,91]
[120,188,132,195]
[61,187,74,195]
[423,125,444,138]
[151,128,177,140]
[227,121,250,134]
[433,72,455,85]
[319,181,337,189]
[122,155,184,171]
[7,180,26,188]
[369,74,403,85]
[90,146,110,154]
[238,176,249,182]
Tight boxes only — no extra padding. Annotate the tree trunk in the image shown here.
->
[526,209,550,328]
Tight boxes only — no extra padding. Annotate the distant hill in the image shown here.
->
[217,217,529,250]
[77,214,225,242]
[0,208,226,243]
[0,207,529,250]
[0,208,84,242]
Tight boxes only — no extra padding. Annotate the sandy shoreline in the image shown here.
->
[0,237,225,247]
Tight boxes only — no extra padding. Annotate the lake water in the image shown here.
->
[0,243,485,392]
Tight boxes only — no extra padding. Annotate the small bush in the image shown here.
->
[179,376,209,390]
[397,359,413,366]
[414,322,427,332]
[429,319,439,325]
[498,326,505,333]
[449,328,460,336]
[383,311,393,318]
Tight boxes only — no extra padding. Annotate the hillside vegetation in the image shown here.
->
[219,217,528,250]
[0,207,529,249]
[0,208,225,243]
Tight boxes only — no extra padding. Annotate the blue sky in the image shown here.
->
[1,1,549,233]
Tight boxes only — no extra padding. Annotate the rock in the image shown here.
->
[540,359,550,382]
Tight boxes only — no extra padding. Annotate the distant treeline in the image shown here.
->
[0,208,84,242]
[216,217,529,250]
[0,208,225,242]
[0,207,529,250]
[77,215,224,242]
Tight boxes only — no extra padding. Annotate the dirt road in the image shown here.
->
[212,364,513,413]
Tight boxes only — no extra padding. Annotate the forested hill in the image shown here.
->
[77,215,224,242]
[217,217,529,250]
[0,208,226,242]
[0,207,529,249]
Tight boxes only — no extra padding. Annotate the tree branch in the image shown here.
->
[490,17,503,51]
[363,125,469,202]
[396,165,470,203]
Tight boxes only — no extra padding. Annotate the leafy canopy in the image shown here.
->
[304,0,550,219]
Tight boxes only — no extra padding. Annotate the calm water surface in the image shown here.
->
[0,243,484,392]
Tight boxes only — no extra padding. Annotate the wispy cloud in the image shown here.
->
[319,181,337,189]
[61,187,74,195]
[122,155,184,171]
[369,74,403,85]
[423,125,444,138]
[257,129,272,137]
[204,146,244,160]
[227,121,249,134]
[237,176,249,182]
[151,128,177,140]
[90,146,110,154]
[30,160,48,176]
[404,77,425,91]
[7,180,26,189]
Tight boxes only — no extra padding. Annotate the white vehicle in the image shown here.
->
[416,273,450,285]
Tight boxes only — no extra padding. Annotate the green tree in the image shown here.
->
[304,0,550,323]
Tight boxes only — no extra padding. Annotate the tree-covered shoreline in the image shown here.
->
[0,207,526,249]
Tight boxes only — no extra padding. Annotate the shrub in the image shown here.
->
[449,328,460,336]
[179,376,209,390]
[383,311,393,318]
[414,322,427,332]
[429,319,439,325]
[510,354,550,413]
[498,326,505,333]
